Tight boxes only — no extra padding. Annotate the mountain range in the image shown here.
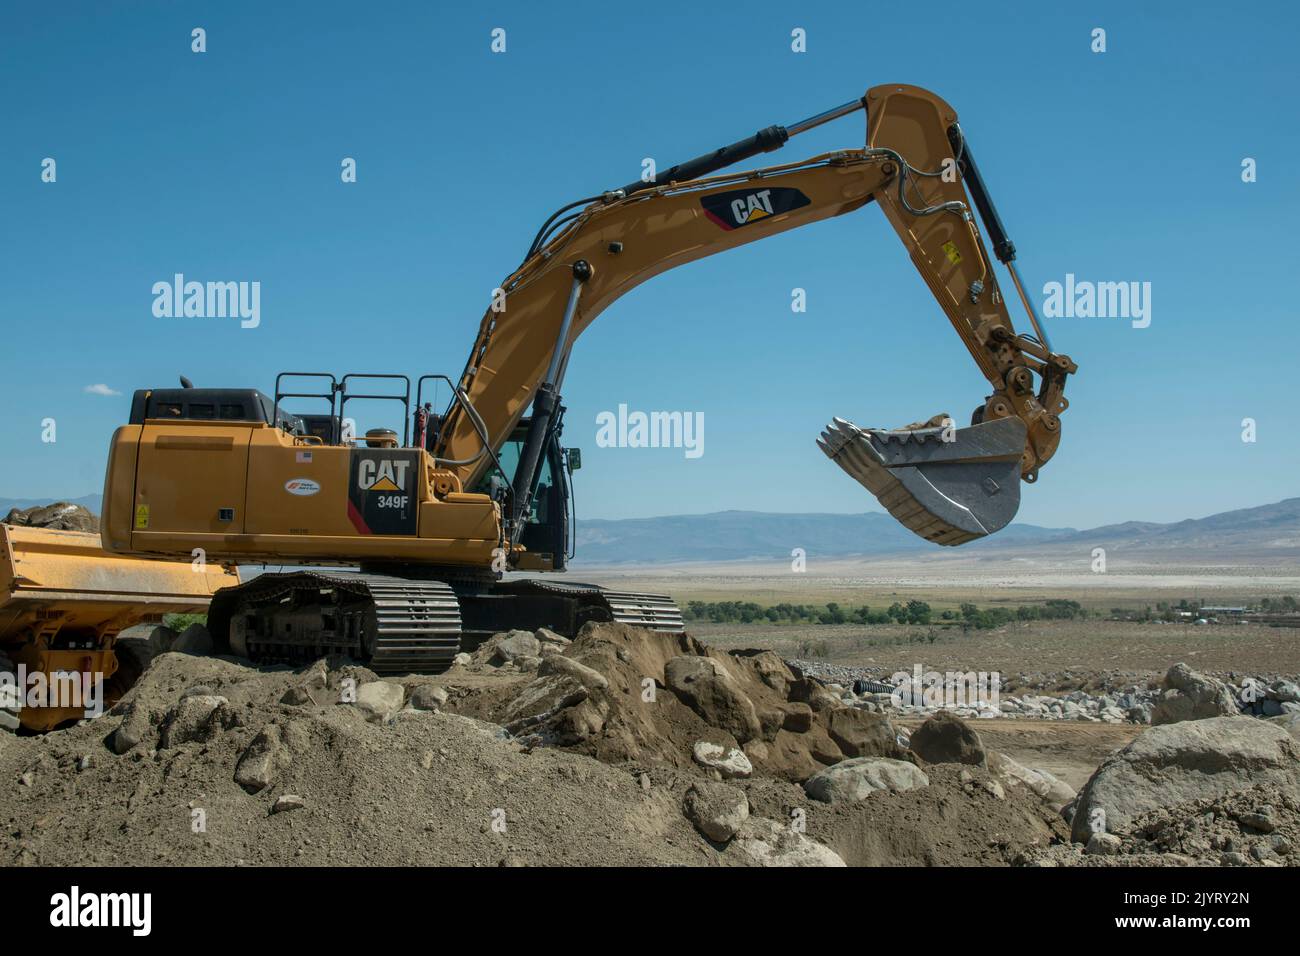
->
[4,494,1296,565]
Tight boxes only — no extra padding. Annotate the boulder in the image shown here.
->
[803,756,929,804]
[409,685,449,711]
[503,675,588,725]
[1270,680,1300,704]
[2,502,97,532]
[534,628,570,647]
[665,656,761,743]
[730,817,846,867]
[493,630,541,664]
[537,654,609,692]
[234,724,288,793]
[1267,712,1300,741]
[353,681,406,723]
[1070,716,1300,841]
[171,623,214,656]
[1085,832,1122,855]
[988,751,1077,812]
[781,703,814,733]
[1151,663,1239,725]
[109,701,158,754]
[683,781,749,842]
[147,625,178,655]
[825,707,902,759]
[909,712,986,766]
[692,740,753,779]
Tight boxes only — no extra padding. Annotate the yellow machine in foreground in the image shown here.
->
[93,83,1075,675]
[0,523,236,730]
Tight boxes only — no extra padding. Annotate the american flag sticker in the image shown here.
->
[296,451,313,463]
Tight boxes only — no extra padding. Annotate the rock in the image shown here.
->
[987,752,1077,812]
[746,651,796,698]
[0,711,20,732]
[280,686,313,706]
[410,685,449,711]
[493,630,541,663]
[1085,832,1122,855]
[1267,712,1300,740]
[234,724,287,794]
[692,740,753,779]
[1238,810,1276,833]
[537,654,609,692]
[1270,680,1300,703]
[171,623,214,656]
[682,781,749,842]
[147,625,178,654]
[452,652,472,667]
[76,754,93,771]
[515,656,542,673]
[18,770,34,786]
[271,794,306,814]
[353,681,406,723]
[503,675,588,725]
[1151,663,1239,725]
[665,656,761,744]
[825,707,902,758]
[909,712,986,766]
[534,628,570,646]
[3,502,96,532]
[781,703,814,733]
[109,701,158,754]
[981,779,1006,800]
[1070,716,1300,841]
[803,757,929,804]
[730,817,846,867]
[159,695,229,749]
[1261,700,1285,717]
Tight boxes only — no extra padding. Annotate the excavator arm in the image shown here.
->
[434,84,1076,547]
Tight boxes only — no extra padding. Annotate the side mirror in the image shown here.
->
[566,447,582,471]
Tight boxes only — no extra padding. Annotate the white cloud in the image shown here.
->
[83,384,122,396]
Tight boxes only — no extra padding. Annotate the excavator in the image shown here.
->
[4,83,1076,710]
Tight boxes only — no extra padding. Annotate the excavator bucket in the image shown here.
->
[818,416,1026,546]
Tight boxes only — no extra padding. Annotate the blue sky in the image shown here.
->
[1,1,1296,530]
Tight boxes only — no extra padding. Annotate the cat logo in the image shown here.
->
[348,450,420,536]
[700,186,811,231]
[731,189,774,225]
[357,458,409,492]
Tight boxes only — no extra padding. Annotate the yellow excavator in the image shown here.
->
[6,83,1077,703]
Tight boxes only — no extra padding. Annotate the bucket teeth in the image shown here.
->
[818,415,1027,546]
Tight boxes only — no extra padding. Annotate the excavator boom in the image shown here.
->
[435,84,1075,544]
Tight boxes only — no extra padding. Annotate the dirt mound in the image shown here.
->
[0,653,714,866]
[0,623,1088,866]
[447,622,905,782]
[742,763,1067,866]
[2,502,98,532]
